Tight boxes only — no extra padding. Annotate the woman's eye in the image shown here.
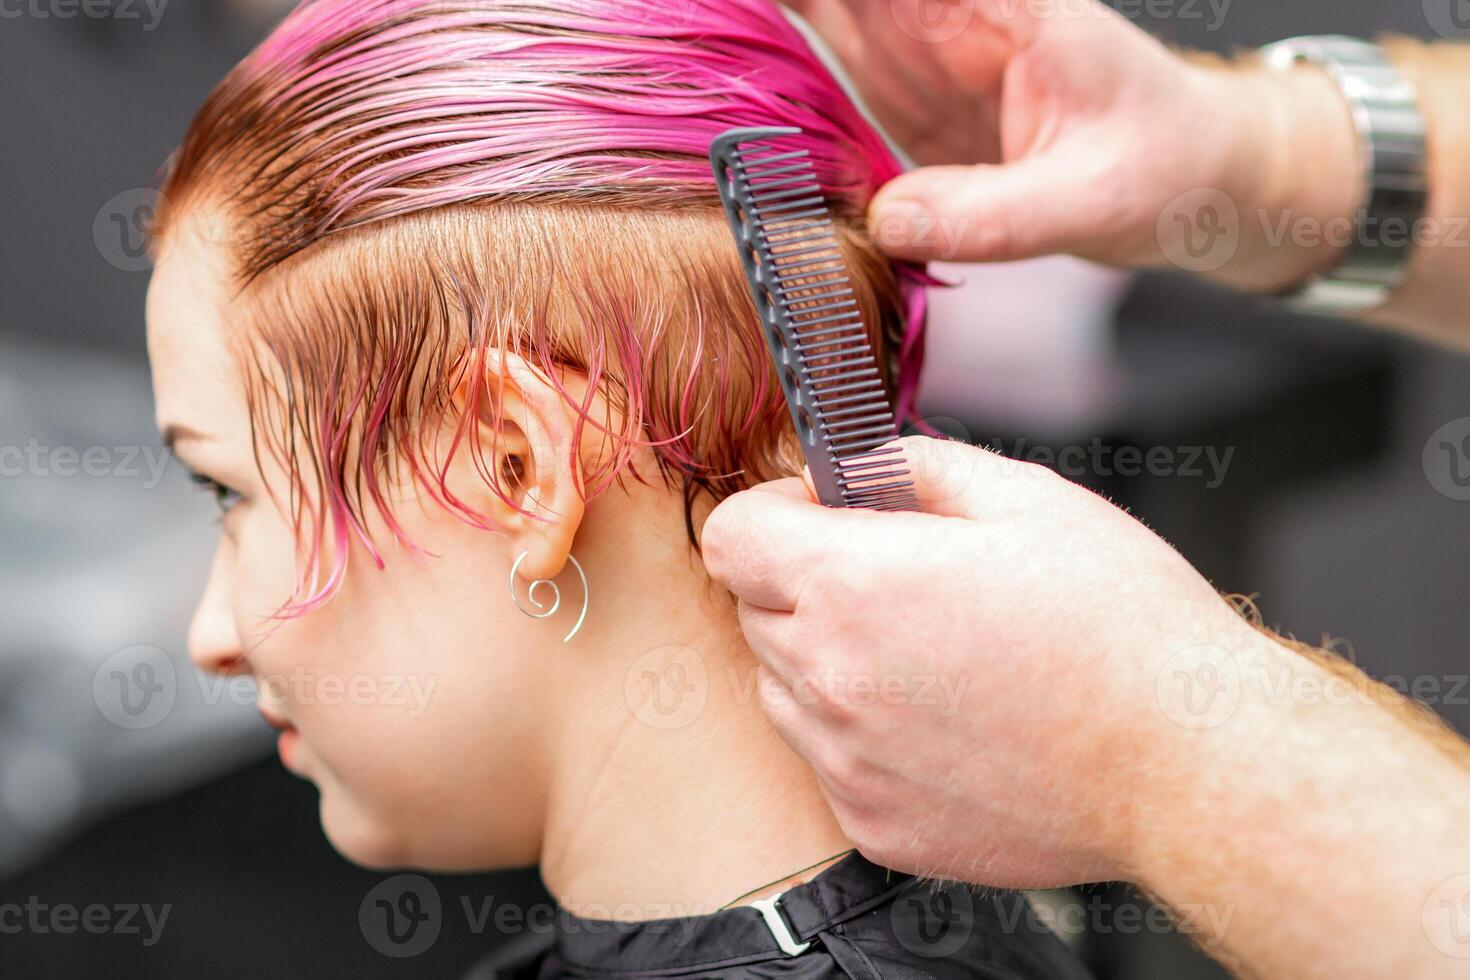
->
[190,472,242,515]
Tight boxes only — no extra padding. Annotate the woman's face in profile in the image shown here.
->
[146,214,558,872]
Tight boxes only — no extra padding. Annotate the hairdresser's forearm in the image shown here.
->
[1127,631,1470,978]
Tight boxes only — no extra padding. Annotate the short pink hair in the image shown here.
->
[159,0,930,610]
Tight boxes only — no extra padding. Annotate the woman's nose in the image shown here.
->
[188,544,248,676]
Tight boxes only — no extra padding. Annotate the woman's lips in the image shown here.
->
[259,706,292,731]
[259,708,302,770]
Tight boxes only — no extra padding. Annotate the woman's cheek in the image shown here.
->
[228,501,296,606]
[228,504,339,701]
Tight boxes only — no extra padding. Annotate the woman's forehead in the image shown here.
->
[147,217,241,443]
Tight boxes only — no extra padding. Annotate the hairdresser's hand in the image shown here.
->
[784,0,1362,293]
[701,435,1266,887]
[703,437,1470,977]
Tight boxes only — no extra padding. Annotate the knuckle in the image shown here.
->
[1001,453,1063,489]
[700,492,759,568]
[697,508,733,571]
[733,597,762,636]
[755,674,790,717]
[737,604,787,663]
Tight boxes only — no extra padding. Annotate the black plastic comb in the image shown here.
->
[710,126,918,512]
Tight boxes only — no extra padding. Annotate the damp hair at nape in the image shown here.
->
[156,0,932,612]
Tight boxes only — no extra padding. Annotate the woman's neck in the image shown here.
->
[536,498,851,918]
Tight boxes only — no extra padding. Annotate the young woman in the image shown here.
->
[146,0,1091,974]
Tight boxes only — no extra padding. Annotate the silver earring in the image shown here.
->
[509,551,589,643]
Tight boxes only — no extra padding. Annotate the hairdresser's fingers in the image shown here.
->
[701,486,834,611]
[752,663,829,765]
[705,438,1047,607]
[747,475,819,504]
[870,154,1110,264]
[733,601,807,687]
[778,0,863,67]
[890,435,1063,522]
[831,0,1042,41]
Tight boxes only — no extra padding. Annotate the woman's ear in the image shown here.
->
[464,350,586,582]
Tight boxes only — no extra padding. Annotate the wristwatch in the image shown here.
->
[1258,36,1429,315]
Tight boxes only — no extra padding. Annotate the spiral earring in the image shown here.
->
[509,551,589,643]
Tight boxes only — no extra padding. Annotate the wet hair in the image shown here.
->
[157,0,929,610]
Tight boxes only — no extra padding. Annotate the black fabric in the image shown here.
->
[465,854,1092,979]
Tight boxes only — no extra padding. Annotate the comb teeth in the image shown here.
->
[711,126,918,512]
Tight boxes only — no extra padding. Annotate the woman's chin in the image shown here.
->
[318,792,503,872]
[319,793,413,870]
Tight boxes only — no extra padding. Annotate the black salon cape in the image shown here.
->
[463,854,1092,979]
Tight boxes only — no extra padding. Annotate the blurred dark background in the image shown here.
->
[2,2,1467,978]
